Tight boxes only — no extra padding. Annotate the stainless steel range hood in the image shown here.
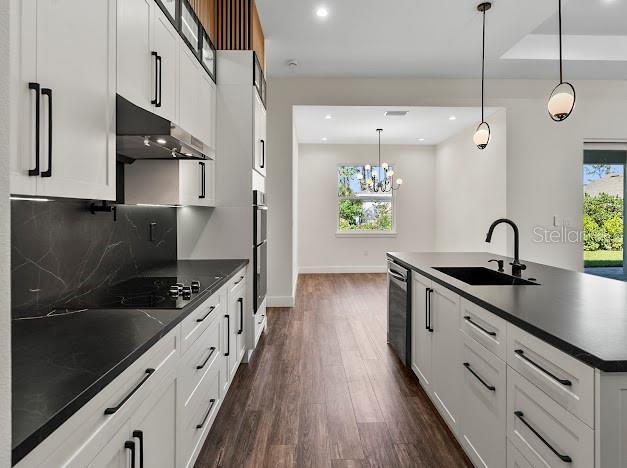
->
[116,94,212,161]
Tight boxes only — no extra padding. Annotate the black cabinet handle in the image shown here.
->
[464,316,497,337]
[514,411,572,463]
[156,54,162,107]
[237,298,244,334]
[514,349,572,386]
[196,305,215,323]
[40,88,52,178]
[463,362,496,391]
[132,431,143,468]
[196,347,216,370]
[104,368,155,415]
[28,83,41,176]
[151,52,158,105]
[425,288,434,333]
[234,275,244,285]
[125,441,136,468]
[196,399,216,429]
[199,162,206,199]
[260,139,265,169]
[224,315,230,356]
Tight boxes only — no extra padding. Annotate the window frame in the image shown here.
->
[335,163,398,237]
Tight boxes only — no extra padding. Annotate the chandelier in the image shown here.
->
[356,129,403,193]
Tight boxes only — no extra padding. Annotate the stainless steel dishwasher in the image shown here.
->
[387,260,411,367]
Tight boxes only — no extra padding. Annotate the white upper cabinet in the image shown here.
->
[253,91,266,176]
[117,0,179,122]
[11,0,116,200]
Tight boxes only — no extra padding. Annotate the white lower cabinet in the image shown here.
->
[507,441,534,468]
[430,284,462,433]
[88,423,133,468]
[459,333,506,468]
[507,367,594,468]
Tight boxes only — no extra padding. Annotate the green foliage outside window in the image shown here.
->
[583,193,623,252]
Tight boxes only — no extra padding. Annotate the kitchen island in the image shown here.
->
[387,251,627,468]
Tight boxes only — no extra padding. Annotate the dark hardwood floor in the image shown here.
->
[195,273,472,468]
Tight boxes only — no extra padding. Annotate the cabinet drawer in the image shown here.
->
[460,298,507,361]
[228,268,246,295]
[507,367,594,468]
[507,441,533,468]
[179,315,221,406]
[254,309,266,347]
[179,365,222,468]
[507,325,594,427]
[181,291,222,355]
[459,333,506,468]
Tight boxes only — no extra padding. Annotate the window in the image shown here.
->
[337,165,395,234]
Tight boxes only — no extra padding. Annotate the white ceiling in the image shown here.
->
[293,106,500,145]
[256,0,627,79]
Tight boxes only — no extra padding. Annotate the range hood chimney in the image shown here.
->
[116,95,212,161]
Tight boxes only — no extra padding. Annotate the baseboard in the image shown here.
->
[267,296,295,307]
[298,265,387,274]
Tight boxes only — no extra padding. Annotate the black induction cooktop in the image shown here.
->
[57,274,224,310]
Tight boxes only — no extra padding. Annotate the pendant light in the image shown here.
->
[473,2,491,150]
[357,129,403,193]
[547,0,575,121]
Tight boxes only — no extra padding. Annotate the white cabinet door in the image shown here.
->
[10,0,38,196]
[198,72,216,152]
[152,6,179,122]
[179,45,202,140]
[117,0,154,112]
[223,306,239,392]
[36,0,116,200]
[129,378,177,468]
[253,92,266,176]
[179,160,215,207]
[459,333,506,468]
[430,284,461,434]
[230,282,247,365]
[411,273,433,393]
[88,423,132,468]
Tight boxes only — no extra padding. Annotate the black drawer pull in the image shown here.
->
[125,440,136,468]
[28,82,41,176]
[199,161,206,199]
[224,315,230,356]
[132,430,144,468]
[237,298,244,334]
[464,316,497,337]
[156,54,162,107]
[234,275,244,285]
[151,51,158,105]
[425,288,434,332]
[463,362,495,391]
[514,411,572,463]
[260,139,265,169]
[196,347,216,370]
[41,88,52,178]
[514,349,572,386]
[196,306,215,323]
[104,368,155,415]
[196,399,216,429]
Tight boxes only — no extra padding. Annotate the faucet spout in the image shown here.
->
[485,218,526,276]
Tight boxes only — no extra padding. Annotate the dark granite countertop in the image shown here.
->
[387,252,627,373]
[12,259,248,466]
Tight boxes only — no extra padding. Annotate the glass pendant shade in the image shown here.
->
[473,122,491,150]
[548,82,576,121]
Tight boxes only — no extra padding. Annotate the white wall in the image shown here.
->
[435,109,508,254]
[267,78,627,303]
[1,0,11,464]
[298,144,436,272]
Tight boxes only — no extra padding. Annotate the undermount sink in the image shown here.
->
[432,266,540,286]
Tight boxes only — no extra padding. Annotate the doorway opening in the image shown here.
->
[583,144,626,281]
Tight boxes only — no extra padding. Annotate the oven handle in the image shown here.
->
[387,269,407,282]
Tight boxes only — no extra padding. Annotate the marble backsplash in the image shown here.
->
[11,199,177,318]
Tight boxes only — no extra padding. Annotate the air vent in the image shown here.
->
[384,110,409,117]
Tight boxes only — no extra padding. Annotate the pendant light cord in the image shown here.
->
[558,0,563,84]
[481,7,486,122]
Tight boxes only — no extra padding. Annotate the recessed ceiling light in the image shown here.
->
[325,114,332,120]
[321,137,328,141]
[385,110,409,117]
[156,138,167,144]
[418,138,425,141]
[448,115,457,121]
[316,7,329,18]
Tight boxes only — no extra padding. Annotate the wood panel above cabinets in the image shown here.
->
[215,0,265,71]
[190,0,217,44]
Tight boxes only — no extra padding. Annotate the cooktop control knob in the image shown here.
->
[175,283,184,291]
[168,286,179,297]
[182,286,192,298]
[191,281,200,293]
